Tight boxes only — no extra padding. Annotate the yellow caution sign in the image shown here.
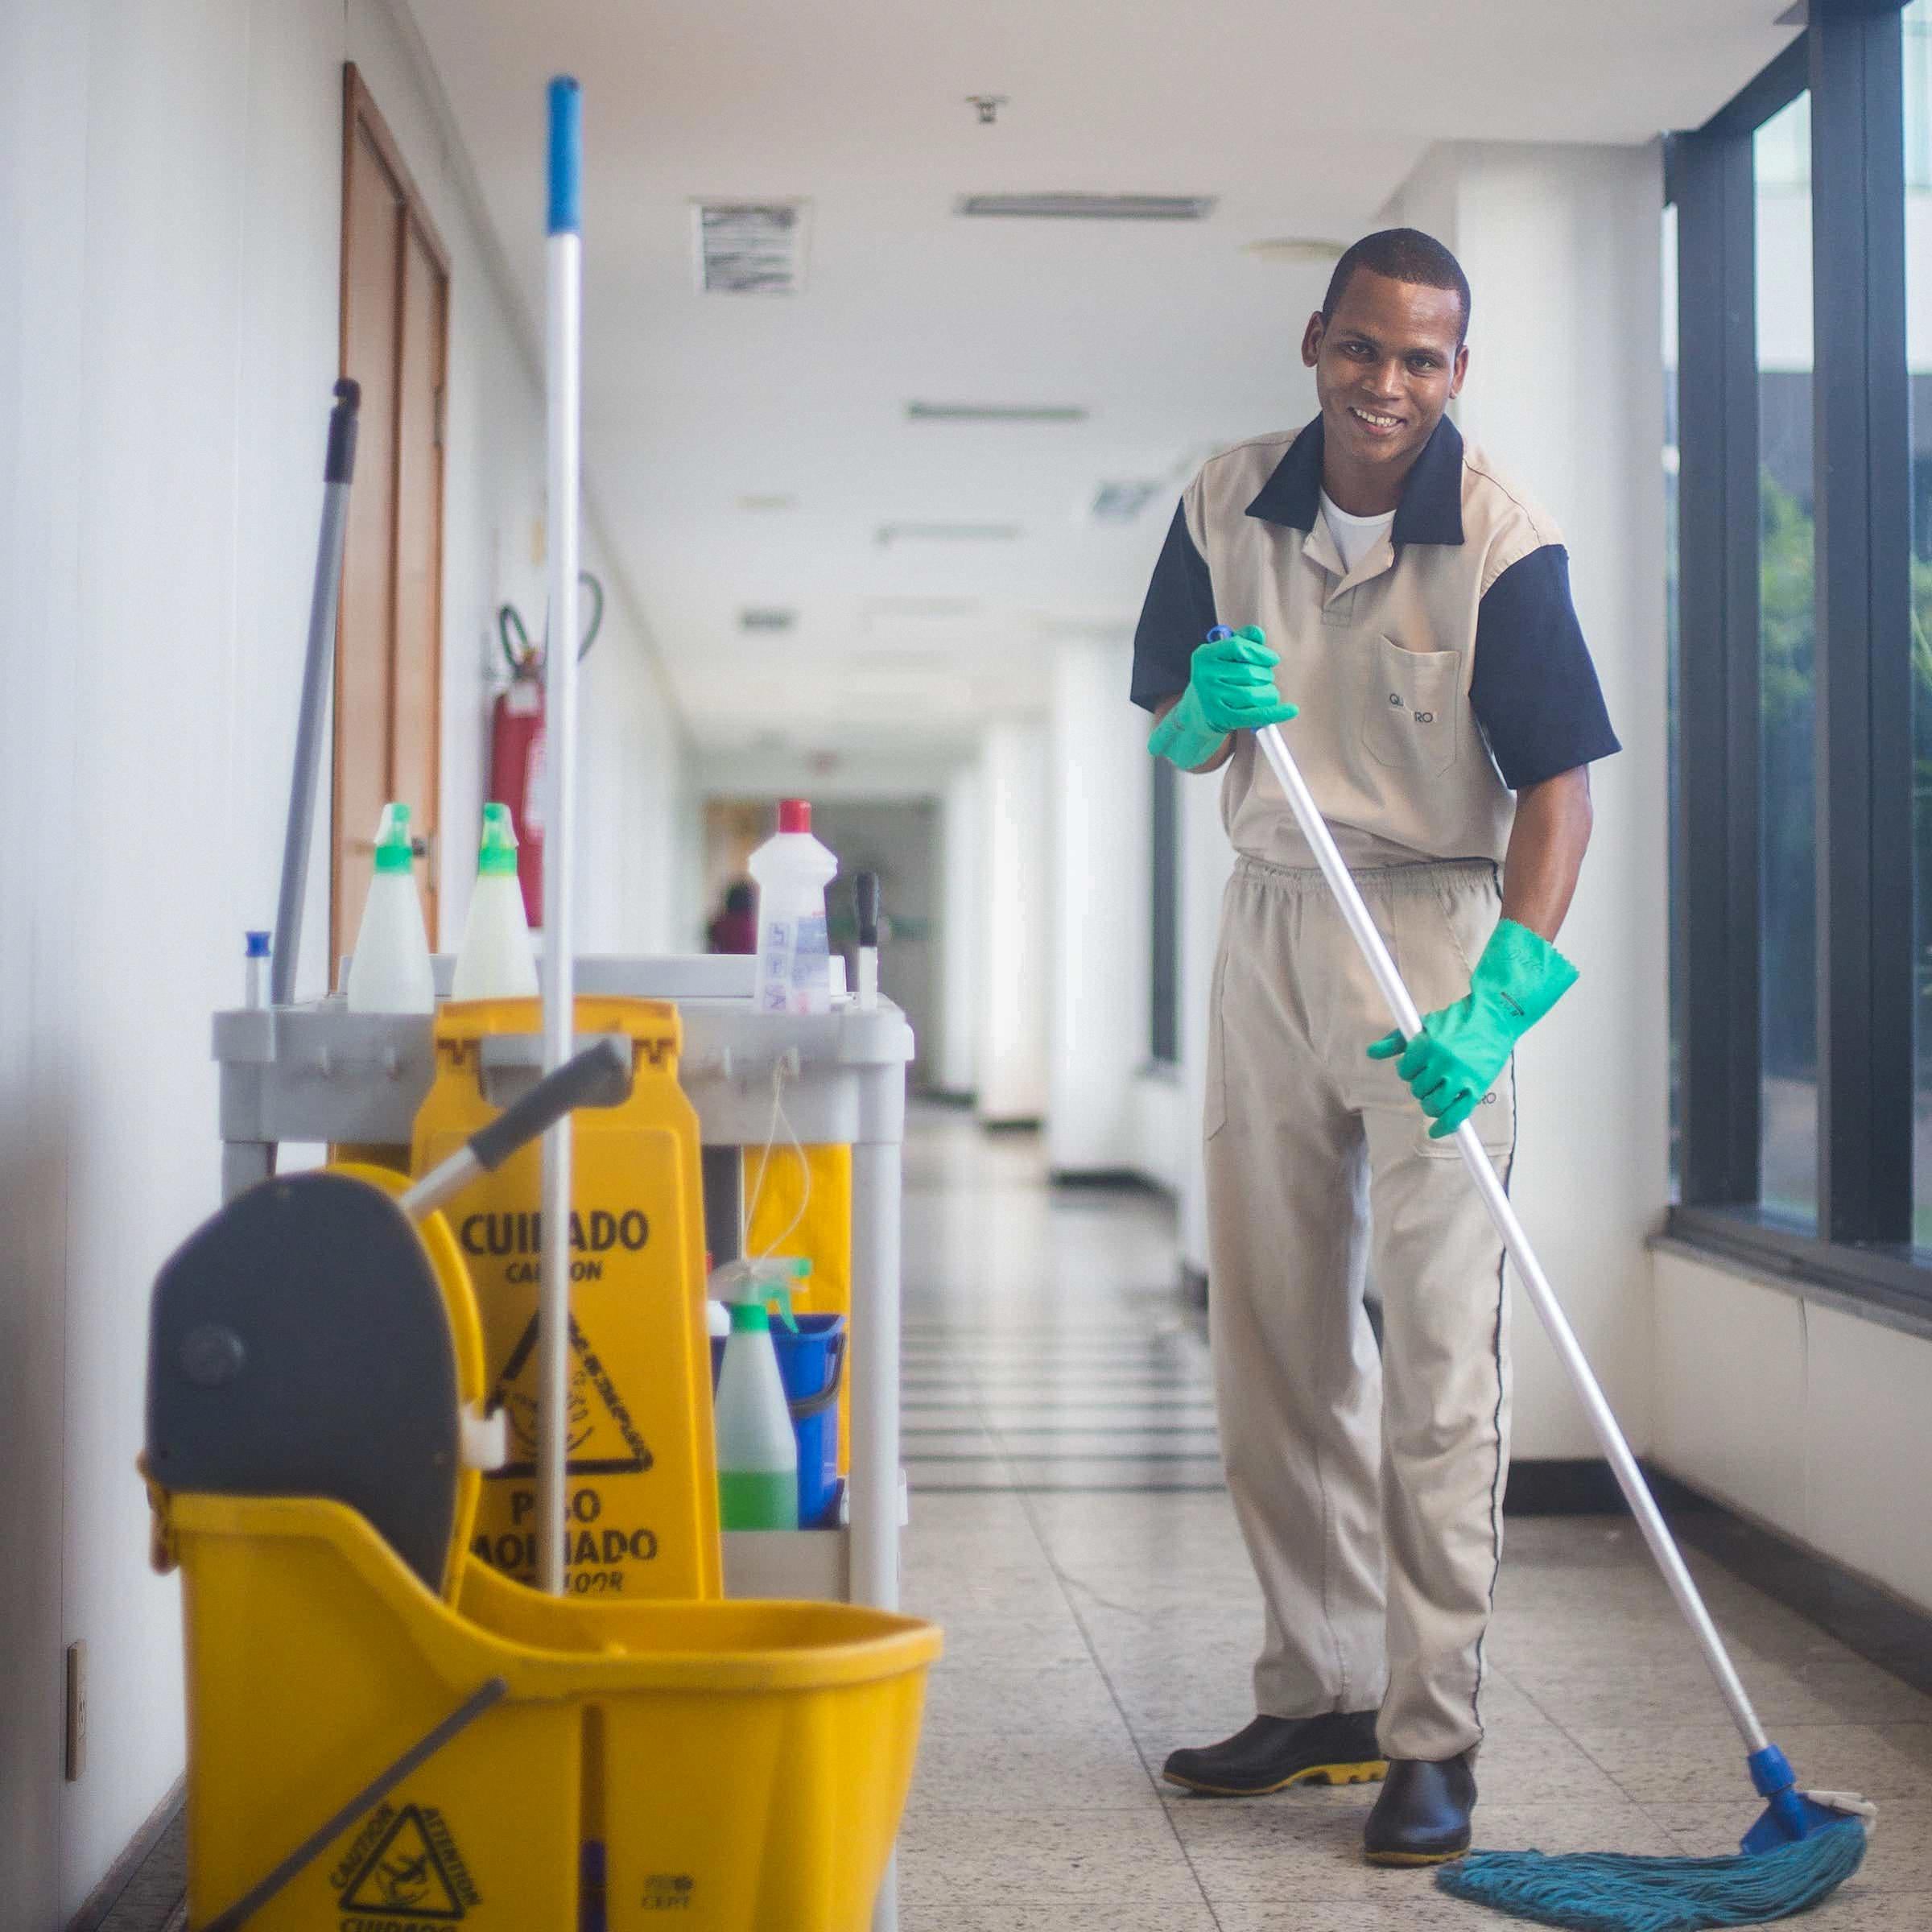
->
[413,997,720,1600]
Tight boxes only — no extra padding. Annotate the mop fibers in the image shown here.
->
[1436,1815,1868,1931]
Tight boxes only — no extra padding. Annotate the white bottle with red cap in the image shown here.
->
[749,799,839,1015]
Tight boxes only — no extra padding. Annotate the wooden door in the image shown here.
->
[333,65,449,967]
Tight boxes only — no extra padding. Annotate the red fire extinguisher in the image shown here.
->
[490,576,603,928]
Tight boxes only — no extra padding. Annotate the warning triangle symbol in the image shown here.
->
[487,1311,653,1479]
[341,1806,467,1921]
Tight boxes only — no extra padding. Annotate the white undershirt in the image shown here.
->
[1319,489,1396,575]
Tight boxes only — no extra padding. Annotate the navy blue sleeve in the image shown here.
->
[1468,545,1620,789]
[1130,501,1216,710]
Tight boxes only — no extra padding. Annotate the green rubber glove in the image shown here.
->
[1366,919,1579,1138]
[1148,625,1298,769]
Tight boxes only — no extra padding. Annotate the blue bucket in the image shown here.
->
[771,1314,847,1530]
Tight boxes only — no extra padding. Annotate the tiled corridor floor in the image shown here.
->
[894,1108,1932,1930]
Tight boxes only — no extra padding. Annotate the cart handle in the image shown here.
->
[400,1038,630,1220]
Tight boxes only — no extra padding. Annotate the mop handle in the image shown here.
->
[537,76,584,1596]
[1241,700,1770,1756]
[270,380,360,1008]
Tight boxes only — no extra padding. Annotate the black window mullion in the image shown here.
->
[1809,0,1915,1245]
[1674,128,1764,1207]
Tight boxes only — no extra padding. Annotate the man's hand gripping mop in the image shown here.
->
[1210,630,1874,1930]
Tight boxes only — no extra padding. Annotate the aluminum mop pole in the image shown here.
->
[1248,712,1768,1756]
[1223,662,1871,1922]
[270,380,360,1008]
[537,76,584,1597]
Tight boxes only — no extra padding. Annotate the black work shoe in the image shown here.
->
[1363,1751,1476,1865]
[1162,1711,1386,1797]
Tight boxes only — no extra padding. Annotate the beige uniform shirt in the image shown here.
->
[1131,415,1620,869]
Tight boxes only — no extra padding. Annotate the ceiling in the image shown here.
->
[409,0,1795,764]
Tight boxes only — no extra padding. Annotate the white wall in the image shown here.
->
[976,720,1051,1125]
[1047,640,1151,1174]
[1382,142,1671,1458]
[0,1,685,1916]
[938,764,982,1097]
[1653,1249,1932,1615]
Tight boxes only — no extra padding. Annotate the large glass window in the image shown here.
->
[1664,201,1682,1195]
[1908,0,1932,1244]
[1755,93,1819,1228]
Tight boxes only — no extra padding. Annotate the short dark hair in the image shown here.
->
[1322,228,1471,342]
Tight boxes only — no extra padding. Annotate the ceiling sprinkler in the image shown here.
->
[966,94,1008,126]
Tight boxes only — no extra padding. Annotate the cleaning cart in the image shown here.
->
[151,1045,935,1932]
[166,77,933,1932]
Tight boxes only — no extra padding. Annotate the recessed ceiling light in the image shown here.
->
[739,608,798,631]
[736,493,799,511]
[1242,237,1349,264]
[692,201,811,294]
[876,522,1022,547]
[907,402,1088,423]
[956,192,1216,221]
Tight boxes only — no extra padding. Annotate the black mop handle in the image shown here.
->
[399,1038,632,1220]
[270,381,360,1008]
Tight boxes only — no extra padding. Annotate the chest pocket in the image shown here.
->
[1360,634,1460,777]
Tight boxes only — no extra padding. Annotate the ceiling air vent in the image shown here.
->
[956,192,1216,221]
[876,522,1022,547]
[739,608,798,632]
[693,201,811,294]
[1091,481,1162,523]
[907,402,1088,423]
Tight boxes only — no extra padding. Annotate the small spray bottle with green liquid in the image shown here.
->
[711,1257,811,1530]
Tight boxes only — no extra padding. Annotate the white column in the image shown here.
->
[1381,142,1669,1455]
[937,762,982,1098]
[976,719,1051,1125]
[1047,638,1148,1174]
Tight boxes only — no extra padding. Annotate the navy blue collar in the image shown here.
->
[1245,413,1466,547]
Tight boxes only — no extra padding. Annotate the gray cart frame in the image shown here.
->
[214,953,914,1931]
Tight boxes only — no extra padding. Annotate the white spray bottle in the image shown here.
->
[710,1259,805,1530]
[452,802,539,999]
[345,803,435,1013]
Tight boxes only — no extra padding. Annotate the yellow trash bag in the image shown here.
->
[743,1141,853,1467]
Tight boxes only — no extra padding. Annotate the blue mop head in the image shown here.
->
[1436,1818,1866,1930]
[1436,1747,1870,1930]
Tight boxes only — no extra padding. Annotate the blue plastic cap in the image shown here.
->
[547,78,582,234]
[1748,1744,1795,1798]
[1207,625,1232,642]
[245,931,271,958]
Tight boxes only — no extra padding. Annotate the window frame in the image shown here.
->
[1668,0,1925,1307]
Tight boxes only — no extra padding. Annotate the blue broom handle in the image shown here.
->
[1248,712,1770,1757]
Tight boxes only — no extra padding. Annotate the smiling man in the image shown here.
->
[1130,229,1619,1864]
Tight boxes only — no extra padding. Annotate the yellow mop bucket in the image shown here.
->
[146,1042,940,1932]
[159,1491,937,1931]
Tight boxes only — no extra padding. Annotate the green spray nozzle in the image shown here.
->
[708,1256,810,1331]
[373,802,415,874]
[478,802,519,876]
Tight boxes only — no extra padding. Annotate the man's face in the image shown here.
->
[1301,268,1468,478]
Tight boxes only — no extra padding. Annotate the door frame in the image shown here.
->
[334,63,452,958]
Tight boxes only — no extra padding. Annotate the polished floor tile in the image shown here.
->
[893,1108,1926,1930]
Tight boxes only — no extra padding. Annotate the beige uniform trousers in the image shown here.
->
[1205,854,1517,1764]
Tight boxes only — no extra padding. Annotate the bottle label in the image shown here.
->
[789,913,829,994]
